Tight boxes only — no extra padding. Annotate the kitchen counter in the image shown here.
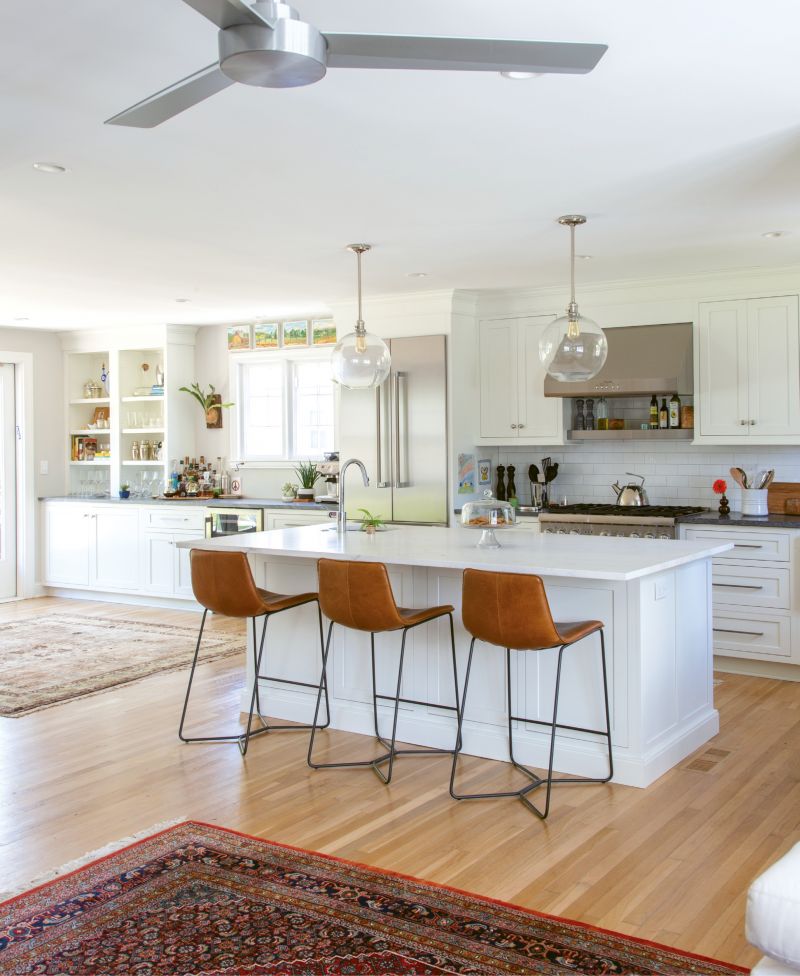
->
[39,496,338,511]
[677,511,800,529]
[179,525,727,788]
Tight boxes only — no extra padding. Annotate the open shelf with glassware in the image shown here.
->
[60,327,198,497]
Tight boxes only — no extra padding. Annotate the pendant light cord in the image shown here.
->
[569,223,576,305]
[356,248,364,332]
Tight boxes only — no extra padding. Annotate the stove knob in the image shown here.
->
[644,532,655,539]
[659,533,670,540]
[629,532,640,538]
[557,529,567,535]
[569,529,581,535]
[599,530,611,536]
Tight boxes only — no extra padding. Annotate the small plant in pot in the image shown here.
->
[119,483,130,499]
[281,482,297,500]
[358,509,385,534]
[294,460,321,500]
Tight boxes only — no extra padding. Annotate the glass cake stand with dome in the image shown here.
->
[460,490,516,549]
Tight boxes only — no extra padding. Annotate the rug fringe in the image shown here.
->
[0,817,186,903]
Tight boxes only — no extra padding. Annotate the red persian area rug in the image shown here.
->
[0,821,747,975]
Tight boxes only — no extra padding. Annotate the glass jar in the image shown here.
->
[131,440,140,461]
[461,489,516,549]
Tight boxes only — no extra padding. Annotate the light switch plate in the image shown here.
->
[39,460,48,475]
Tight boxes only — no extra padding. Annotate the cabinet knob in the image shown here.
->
[510,423,518,429]
[740,420,747,425]
[749,419,756,425]
[518,423,525,429]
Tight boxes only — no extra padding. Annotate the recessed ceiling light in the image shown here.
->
[499,71,543,80]
[13,316,29,322]
[761,231,787,238]
[174,297,191,303]
[32,162,67,174]
[577,254,593,260]
[406,272,430,278]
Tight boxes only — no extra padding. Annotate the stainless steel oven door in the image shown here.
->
[204,507,264,538]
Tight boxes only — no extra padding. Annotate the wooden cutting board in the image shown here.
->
[767,482,800,514]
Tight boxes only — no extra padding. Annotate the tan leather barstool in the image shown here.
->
[179,549,329,756]
[450,568,613,819]
[308,558,461,784]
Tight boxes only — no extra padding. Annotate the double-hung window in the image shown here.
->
[233,352,335,463]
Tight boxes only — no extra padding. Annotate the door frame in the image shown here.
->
[0,351,34,600]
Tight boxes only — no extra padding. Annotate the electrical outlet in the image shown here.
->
[39,460,48,475]
[654,578,669,600]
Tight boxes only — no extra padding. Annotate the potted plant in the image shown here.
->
[358,509,385,534]
[119,483,130,499]
[179,382,234,429]
[294,461,321,500]
[281,482,298,500]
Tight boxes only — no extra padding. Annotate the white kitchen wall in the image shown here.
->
[499,439,800,511]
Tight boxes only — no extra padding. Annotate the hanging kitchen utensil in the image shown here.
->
[729,467,746,489]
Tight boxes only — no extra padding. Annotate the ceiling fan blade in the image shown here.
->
[179,0,274,29]
[105,63,234,127]
[323,34,607,74]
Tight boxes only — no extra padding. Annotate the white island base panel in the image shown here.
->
[182,526,726,790]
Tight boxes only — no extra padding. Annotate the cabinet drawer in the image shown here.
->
[142,507,206,532]
[683,527,790,562]
[711,563,791,610]
[712,611,791,659]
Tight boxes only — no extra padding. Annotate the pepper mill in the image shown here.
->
[585,397,595,431]
[506,464,517,502]
[495,464,506,501]
[574,398,585,431]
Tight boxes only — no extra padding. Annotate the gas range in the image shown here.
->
[539,504,708,539]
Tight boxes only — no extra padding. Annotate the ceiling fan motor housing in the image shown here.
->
[219,3,327,88]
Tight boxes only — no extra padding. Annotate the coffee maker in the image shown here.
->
[316,451,339,501]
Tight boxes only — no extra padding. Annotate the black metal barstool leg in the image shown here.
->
[527,642,566,820]
[178,608,208,742]
[316,604,331,730]
[599,629,614,780]
[239,613,270,756]
[506,646,515,764]
[449,636,476,799]
[307,620,335,768]
[375,626,408,785]
[370,632,382,741]
[448,613,462,752]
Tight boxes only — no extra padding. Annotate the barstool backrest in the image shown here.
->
[318,559,405,632]
[190,549,266,618]
[462,568,562,650]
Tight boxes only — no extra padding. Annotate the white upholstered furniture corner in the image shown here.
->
[747,841,800,975]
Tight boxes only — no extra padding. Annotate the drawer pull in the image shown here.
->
[713,583,765,590]
[713,627,765,637]
[732,544,764,549]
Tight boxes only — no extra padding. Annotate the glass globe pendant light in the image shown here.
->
[330,244,391,389]
[538,215,607,382]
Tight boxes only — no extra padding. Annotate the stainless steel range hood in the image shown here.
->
[543,322,693,397]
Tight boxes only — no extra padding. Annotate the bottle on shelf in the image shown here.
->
[649,395,659,429]
[659,398,668,429]
[669,392,681,429]
[596,396,608,430]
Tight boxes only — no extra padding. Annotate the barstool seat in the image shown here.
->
[308,558,461,784]
[450,568,613,820]
[179,549,329,756]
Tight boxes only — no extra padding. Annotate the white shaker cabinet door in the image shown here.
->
[141,532,176,595]
[698,300,749,437]
[91,507,140,590]
[517,315,564,445]
[44,503,91,586]
[747,296,800,437]
[478,319,519,439]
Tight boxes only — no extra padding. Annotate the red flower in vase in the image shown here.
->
[712,479,728,495]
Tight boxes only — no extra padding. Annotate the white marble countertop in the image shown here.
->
[177,524,733,581]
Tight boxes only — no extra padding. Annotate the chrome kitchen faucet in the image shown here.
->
[337,458,369,533]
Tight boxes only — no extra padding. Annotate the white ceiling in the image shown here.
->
[2,0,800,330]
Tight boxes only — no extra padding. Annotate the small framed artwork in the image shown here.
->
[458,453,476,495]
[282,320,309,347]
[311,319,337,346]
[478,459,492,487]
[227,326,252,351]
[254,323,279,349]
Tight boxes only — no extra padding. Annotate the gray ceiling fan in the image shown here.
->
[106,0,607,128]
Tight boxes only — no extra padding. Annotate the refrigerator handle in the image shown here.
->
[376,383,391,487]
[394,370,410,488]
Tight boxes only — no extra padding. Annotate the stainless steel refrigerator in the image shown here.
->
[337,334,448,525]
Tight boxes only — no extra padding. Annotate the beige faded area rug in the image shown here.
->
[0,613,245,717]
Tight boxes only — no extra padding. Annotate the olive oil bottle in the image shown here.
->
[669,392,681,429]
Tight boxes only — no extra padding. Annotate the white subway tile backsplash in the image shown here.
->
[499,441,800,510]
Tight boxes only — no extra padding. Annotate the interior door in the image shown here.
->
[0,364,16,598]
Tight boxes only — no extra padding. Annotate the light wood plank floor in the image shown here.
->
[1,596,799,967]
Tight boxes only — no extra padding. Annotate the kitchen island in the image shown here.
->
[179,525,732,787]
